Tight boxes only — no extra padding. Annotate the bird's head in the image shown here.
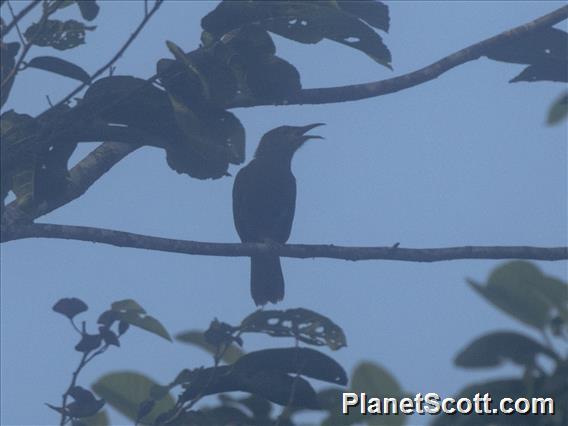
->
[254,123,325,159]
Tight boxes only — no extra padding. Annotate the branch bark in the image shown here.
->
[2,141,139,226]
[2,223,566,262]
[228,5,568,108]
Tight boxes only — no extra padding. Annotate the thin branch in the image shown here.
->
[228,5,568,108]
[0,0,40,38]
[2,223,566,262]
[1,0,54,90]
[51,0,163,110]
[6,0,26,44]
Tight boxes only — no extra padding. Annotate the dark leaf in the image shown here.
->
[219,25,276,60]
[0,41,20,107]
[486,28,567,65]
[202,1,392,68]
[1,110,40,206]
[176,329,244,364]
[337,1,389,32]
[24,19,95,51]
[162,42,238,106]
[92,372,175,424]
[241,308,347,350]
[235,347,348,385]
[118,320,129,336]
[454,331,559,369]
[245,55,301,100]
[164,97,245,179]
[181,365,319,409]
[75,333,102,353]
[67,386,105,419]
[99,327,120,347]
[97,310,119,327]
[53,297,88,320]
[547,92,568,126]
[485,28,568,84]
[76,0,100,21]
[110,299,171,342]
[509,61,567,83]
[28,56,90,83]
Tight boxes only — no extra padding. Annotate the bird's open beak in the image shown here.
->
[300,123,325,141]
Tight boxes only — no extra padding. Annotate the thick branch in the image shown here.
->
[2,141,139,226]
[2,223,566,262]
[228,5,568,108]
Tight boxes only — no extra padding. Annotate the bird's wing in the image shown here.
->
[233,161,296,243]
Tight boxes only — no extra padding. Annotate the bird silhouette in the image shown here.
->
[232,123,324,305]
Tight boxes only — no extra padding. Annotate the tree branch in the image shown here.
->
[2,223,566,262]
[228,5,568,108]
[0,0,40,38]
[51,0,163,110]
[1,141,139,226]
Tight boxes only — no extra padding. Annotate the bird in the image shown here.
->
[232,123,324,305]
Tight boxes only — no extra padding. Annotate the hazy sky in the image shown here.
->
[1,1,566,425]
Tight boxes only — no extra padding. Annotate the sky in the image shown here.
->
[1,1,567,425]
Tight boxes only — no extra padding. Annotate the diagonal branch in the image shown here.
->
[1,141,139,226]
[0,0,40,38]
[228,5,568,108]
[2,223,566,262]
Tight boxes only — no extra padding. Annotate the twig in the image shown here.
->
[1,0,53,90]
[1,0,40,38]
[50,0,163,110]
[2,223,566,262]
[227,5,568,108]
[6,0,26,44]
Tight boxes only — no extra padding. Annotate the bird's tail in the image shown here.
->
[250,255,284,306]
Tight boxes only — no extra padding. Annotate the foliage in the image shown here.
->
[1,1,566,425]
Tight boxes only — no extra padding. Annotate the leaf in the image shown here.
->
[467,261,556,330]
[350,361,405,426]
[454,331,559,369]
[27,56,90,83]
[81,75,175,140]
[24,19,96,51]
[202,1,392,68]
[66,386,106,418]
[116,311,171,342]
[0,110,40,206]
[162,42,237,106]
[485,28,568,83]
[235,347,348,385]
[176,330,244,364]
[76,0,100,21]
[337,1,389,32]
[164,96,245,179]
[52,297,88,320]
[509,62,567,83]
[92,372,175,424]
[75,333,103,353]
[241,308,347,350]
[245,55,301,100]
[547,92,568,126]
[181,365,320,409]
[1,41,20,107]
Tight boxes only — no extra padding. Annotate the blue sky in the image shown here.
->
[1,1,566,425]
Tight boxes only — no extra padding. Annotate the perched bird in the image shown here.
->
[233,123,324,305]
